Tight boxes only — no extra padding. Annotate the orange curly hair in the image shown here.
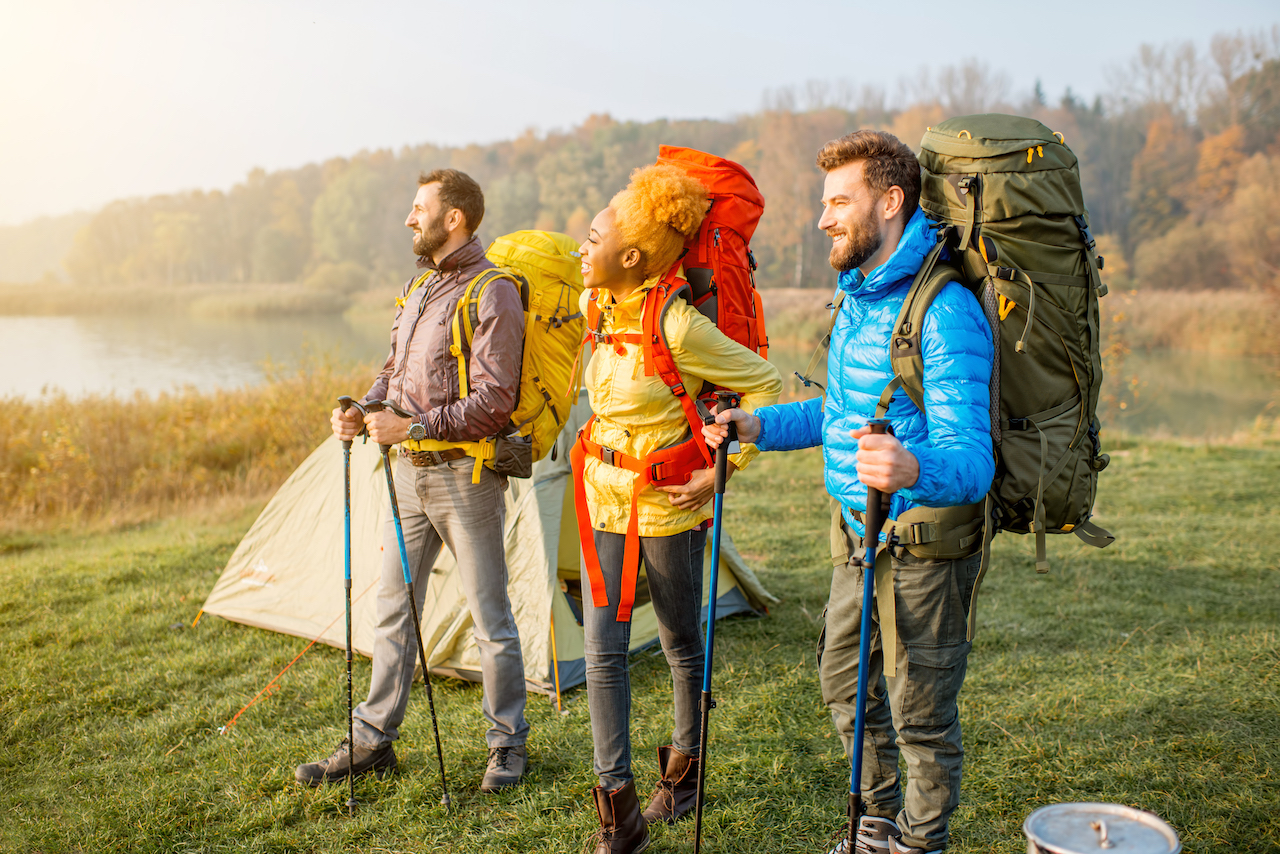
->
[610,163,708,277]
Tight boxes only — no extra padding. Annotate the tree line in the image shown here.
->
[25,28,1280,296]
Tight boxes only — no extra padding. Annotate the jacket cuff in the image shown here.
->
[898,442,939,505]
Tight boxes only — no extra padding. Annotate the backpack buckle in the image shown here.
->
[1007,417,1029,431]
[600,446,616,466]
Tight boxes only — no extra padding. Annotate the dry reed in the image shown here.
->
[0,354,374,531]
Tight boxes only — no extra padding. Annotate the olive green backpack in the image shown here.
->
[886,114,1115,578]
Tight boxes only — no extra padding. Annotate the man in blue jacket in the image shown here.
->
[708,131,994,853]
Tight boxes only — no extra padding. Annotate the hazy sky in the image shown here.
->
[1,0,1276,226]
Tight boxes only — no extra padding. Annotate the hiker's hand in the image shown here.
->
[703,408,759,446]
[366,410,412,446]
[657,465,734,511]
[332,406,363,441]
[851,426,919,492]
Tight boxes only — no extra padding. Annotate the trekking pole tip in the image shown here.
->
[346,797,358,815]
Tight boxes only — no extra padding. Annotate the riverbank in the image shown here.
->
[5,281,1278,356]
[1,437,1276,852]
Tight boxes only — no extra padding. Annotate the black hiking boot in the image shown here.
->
[294,737,397,787]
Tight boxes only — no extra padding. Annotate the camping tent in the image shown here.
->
[200,391,776,695]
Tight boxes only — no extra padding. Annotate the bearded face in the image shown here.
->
[412,208,450,258]
[827,197,883,272]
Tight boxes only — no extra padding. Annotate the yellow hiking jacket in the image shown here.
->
[581,275,782,537]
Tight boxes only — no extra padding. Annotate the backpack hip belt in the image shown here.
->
[570,415,709,622]
[402,436,496,483]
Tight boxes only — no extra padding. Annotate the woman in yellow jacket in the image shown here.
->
[575,163,781,853]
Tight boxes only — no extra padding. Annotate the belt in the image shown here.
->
[403,447,468,467]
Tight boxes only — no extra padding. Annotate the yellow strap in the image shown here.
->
[396,271,432,309]
[402,436,496,484]
[452,269,521,400]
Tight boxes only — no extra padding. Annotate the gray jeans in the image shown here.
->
[818,540,980,852]
[583,527,707,790]
[352,455,529,750]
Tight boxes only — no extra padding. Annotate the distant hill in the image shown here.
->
[0,212,92,283]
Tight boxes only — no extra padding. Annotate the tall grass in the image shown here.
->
[0,355,373,530]
[0,282,349,318]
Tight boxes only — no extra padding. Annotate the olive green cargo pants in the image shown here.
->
[817,538,981,852]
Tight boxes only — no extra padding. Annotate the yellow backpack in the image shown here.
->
[405,230,585,480]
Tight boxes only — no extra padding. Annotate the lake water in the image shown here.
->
[1,314,1275,439]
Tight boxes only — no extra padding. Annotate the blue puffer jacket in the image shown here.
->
[756,208,995,540]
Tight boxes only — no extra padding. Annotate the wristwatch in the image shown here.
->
[407,422,427,442]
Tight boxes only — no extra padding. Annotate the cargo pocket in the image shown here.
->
[901,641,970,728]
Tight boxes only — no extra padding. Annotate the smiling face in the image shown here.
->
[817,160,888,273]
[578,207,642,293]
[405,182,450,258]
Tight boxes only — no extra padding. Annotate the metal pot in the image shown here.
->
[1024,803,1181,854]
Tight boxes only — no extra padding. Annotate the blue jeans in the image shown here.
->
[584,526,707,790]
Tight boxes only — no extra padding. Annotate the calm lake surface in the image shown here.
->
[1,314,1275,439]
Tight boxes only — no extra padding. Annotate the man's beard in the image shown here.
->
[828,204,882,272]
[413,211,450,257]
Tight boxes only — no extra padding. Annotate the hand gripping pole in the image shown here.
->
[364,399,451,811]
[848,418,894,853]
[694,391,741,854]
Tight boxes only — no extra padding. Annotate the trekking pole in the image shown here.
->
[694,390,741,854]
[366,399,451,811]
[337,396,360,817]
[847,418,895,854]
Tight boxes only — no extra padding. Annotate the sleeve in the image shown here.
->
[666,307,782,470]
[898,282,996,507]
[754,396,825,452]
[421,274,526,442]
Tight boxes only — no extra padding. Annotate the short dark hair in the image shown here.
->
[816,131,921,218]
[419,168,485,235]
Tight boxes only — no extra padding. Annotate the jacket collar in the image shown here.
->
[415,235,485,272]
[836,207,934,299]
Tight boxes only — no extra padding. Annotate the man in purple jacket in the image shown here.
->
[295,169,530,793]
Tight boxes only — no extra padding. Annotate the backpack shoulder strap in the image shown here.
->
[395,271,433,309]
[877,242,960,416]
[452,268,522,399]
[643,276,714,467]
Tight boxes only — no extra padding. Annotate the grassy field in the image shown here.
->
[1,433,1276,853]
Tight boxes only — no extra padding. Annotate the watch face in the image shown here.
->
[409,424,426,441]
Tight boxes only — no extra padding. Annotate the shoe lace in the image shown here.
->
[488,747,510,771]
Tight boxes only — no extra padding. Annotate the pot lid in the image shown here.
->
[1024,803,1181,854]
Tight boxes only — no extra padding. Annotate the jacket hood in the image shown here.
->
[836,207,934,299]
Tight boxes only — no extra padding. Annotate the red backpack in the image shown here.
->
[573,146,768,620]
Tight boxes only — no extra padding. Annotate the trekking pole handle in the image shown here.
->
[379,399,414,420]
[338,396,370,446]
[714,392,740,494]
[862,418,895,543]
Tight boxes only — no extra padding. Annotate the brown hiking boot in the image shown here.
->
[589,780,650,854]
[641,745,699,824]
[294,737,397,786]
[480,745,527,793]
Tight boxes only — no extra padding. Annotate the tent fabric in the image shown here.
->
[201,391,778,695]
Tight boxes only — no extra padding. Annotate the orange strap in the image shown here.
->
[571,415,709,622]
[642,277,716,468]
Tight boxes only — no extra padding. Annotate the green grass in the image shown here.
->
[1,440,1277,853]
